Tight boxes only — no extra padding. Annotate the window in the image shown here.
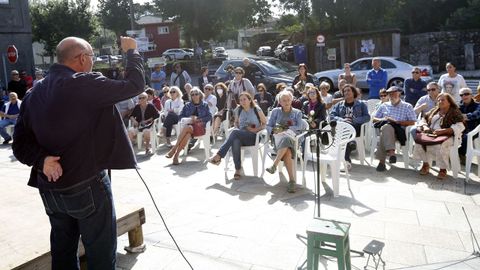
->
[157,26,169,35]
[351,60,371,71]
[381,60,396,69]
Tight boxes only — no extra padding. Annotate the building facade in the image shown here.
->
[0,0,34,91]
[136,15,180,59]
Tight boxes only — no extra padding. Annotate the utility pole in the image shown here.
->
[129,0,135,30]
[303,0,307,43]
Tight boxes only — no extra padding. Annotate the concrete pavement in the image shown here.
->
[1,139,480,270]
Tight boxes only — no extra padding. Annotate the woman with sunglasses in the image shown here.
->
[254,83,273,116]
[227,67,255,102]
[165,87,212,165]
[303,86,326,129]
[128,92,160,154]
[208,92,266,180]
[438,62,467,103]
[161,86,184,147]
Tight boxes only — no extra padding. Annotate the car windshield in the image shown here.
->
[265,59,296,73]
[395,57,413,65]
[256,60,285,74]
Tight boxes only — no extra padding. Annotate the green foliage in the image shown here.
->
[153,0,271,45]
[97,0,132,38]
[30,0,97,57]
[445,0,480,30]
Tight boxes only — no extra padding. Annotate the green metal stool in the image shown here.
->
[306,218,352,270]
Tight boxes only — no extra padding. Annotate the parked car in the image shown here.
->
[207,59,224,77]
[213,47,228,59]
[314,56,433,91]
[278,45,294,61]
[182,48,194,54]
[162,48,194,61]
[256,46,273,56]
[214,57,295,92]
[95,55,119,64]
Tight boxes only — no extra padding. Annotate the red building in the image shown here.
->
[136,15,180,58]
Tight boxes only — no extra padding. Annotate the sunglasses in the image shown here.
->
[380,95,387,97]
[169,91,176,94]
[460,93,471,97]
[426,88,437,92]
[191,93,200,96]
[205,88,213,91]
[412,71,420,74]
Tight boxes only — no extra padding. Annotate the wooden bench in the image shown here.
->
[11,206,146,270]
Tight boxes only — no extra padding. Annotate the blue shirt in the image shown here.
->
[366,68,388,99]
[2,102,19,115]
[374,100,416,123]
[151,70,166,91]
[404,78,427,106]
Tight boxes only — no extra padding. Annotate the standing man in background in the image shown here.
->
[12,36,145,270]
[366,58,388,99]
[150,63,166,97]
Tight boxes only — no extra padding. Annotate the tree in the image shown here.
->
[97,0,132,39]
[153,0,271,46]
[445,0,480,30]
[30,0,97,58]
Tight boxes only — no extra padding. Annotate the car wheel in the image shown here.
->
[319,78,334,92]
[165,55,172,61]
[388,78,404,88]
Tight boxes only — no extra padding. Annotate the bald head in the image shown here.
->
[56,37,90,64]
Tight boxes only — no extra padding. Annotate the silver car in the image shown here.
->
[162,48,194,61]
[314,57,433,91]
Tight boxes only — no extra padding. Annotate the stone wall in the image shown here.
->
[401,30,480,73]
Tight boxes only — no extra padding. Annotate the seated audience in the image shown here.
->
[413,93,464,179]
[128,92,160,154]
[165,87,212,165]
[254,83,273,116]
[414,82,440,117]
[161,86,184,147]
[0,92,21,144]
[372,86,416,172]
[458,87,480,161]
[208,92,267,180]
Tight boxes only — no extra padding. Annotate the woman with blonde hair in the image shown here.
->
[161,86,184,147]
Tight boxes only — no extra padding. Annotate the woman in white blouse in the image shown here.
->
[161,86,184,147]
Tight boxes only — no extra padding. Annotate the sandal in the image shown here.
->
[165,151,175,159]
[437,169,447,180]
[419,163,429,175]
[266,165,276,174]
[208,155,221,165]
[172,157,180,165]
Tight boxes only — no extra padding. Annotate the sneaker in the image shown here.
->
[376,163,386,172]
[389,155,397,164]
[437,169,447,180]
[419,163,430,175]
[266,165,276,174]
[2,137,11,145]
[287,181,296,193]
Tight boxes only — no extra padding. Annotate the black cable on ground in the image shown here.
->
[135,168,194,270]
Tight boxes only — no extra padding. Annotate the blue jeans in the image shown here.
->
[39,171,116,270]
[218,129,256,170]
[0,118,15,140]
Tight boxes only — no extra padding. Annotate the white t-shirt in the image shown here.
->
[438,73,467,103]
[321,93,333,105]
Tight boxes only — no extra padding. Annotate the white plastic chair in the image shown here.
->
[370,123,412,168]
[277,119,309,187]
[466,125,480,182]
[180,120,212,160]
[134,118,159,152]
[355,122,368,165]
[314,121,356,197]
[224,128,269,177]
[365,99,380,153]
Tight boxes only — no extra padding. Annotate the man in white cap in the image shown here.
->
[372,86,416,171]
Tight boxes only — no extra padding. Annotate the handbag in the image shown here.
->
[191,120,206,137]
[414,132,449,146]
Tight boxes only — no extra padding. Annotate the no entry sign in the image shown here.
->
[7,45,18,64]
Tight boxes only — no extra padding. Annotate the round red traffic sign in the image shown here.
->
[317,35,325,43]
[7,45,18,64]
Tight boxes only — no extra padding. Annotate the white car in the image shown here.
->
[162,48,194,61]
[314,57,433,91]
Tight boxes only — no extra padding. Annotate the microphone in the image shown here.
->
[330,120,337,137]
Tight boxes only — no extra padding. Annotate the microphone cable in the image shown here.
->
[134,168,194,270]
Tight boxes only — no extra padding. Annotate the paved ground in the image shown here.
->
[2,137,480,270]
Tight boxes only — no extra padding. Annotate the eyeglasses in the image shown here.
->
[412,71,420,74]
[169,91,176,94]
[380,95,387,97]
[205,88,213,91]
[460,93,471,97]
[426,88,437,92]
[191,93,200,96]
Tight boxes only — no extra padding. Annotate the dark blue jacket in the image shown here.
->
[404,78,427,106]
[12,50,145,190]
[179,101,212,126]
[459,100,480,133]
[330,100,371,131]
[366,68,388,99]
